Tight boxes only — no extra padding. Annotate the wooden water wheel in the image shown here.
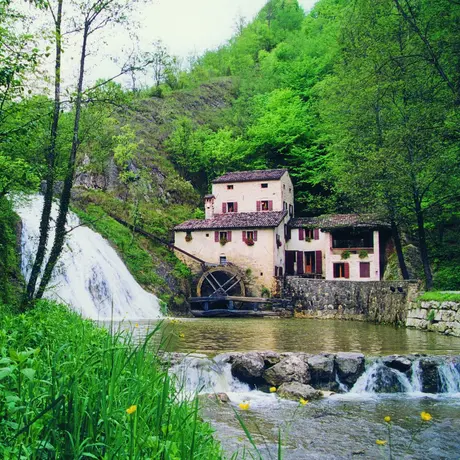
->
[196,266,245,298]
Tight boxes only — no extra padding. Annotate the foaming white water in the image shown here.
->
[15,195,162,320]
[171,355,250,395]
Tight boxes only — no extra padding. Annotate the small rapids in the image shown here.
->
[15,195,162,320]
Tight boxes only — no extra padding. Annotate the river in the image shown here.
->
[115,317,460,459]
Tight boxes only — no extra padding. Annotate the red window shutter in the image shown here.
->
[214,231,219,242]
[297,251,304,275]
[227,231,232,242]
[234,202,238,212]
[314,228,320,240]
[360,262,370,278]
[315,251,322,275]
[256,201,261,211]
[299,228,305,240]
[344,263,350,279]
[268,200,273,211]
[242,231,247,242]
[253,231,258,241]
[222,203,226,213]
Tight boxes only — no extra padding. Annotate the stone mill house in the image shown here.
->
[174,169,391,296]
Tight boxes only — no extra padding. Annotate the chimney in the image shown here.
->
[204,194,215,219]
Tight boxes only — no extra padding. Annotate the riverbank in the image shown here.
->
[0,301,221,458]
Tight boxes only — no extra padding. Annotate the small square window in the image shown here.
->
[220,256,227,265]
[227,202,236,212]
[206,233,209,237]
[227,185,234,190]
[261,183,268,188]
[219,231,228,240]
[261,200,269,210]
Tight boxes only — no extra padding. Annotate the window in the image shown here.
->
[332,229,373,248]
[283,201,288,211]
[360,262,370,278]
[227,185,233,190]
[256,200,273,211]
[185,231,192,242]
[220,256,227,265]
[305,229,314,240]
[223,202,238,213]
[333,263,349,279]
[289,204,293,217]
[206,233,209,237]
[284,224,291,240]
[243,230,258,244]
[305,251,316,274]
[261,183,268,188]
[215,231,232,242]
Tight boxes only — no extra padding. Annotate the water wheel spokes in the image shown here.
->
[197,266,245,300]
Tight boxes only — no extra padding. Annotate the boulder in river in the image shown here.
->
[366,365,407,393]
[307,354,337,390]
[382,355,412,374]
[231,352,265,384]
[335,352,365,387]
[263,355,311,386]
[419,358,440,393]
[277,382,322,401]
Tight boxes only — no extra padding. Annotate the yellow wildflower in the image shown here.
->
[269,387,277,393]
[126,405,137,415]
[299,398,308,406]
[376,440,387,446]
[238,401,250,410]
[134,323,139,328]
[421,411,432,422]
[178,332,185,339]
[384,416,391,423]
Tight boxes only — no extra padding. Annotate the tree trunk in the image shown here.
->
[35,22,89,300]
[24,0,63,306]
[390,219,410,280]
[414,199,433,289]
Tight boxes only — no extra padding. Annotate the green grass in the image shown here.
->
[418,291,460,302]
[0,301,222,458]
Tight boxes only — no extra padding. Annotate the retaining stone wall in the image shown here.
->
[406,301,460,337]
[283,278,419,324]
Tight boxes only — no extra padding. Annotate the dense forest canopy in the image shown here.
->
[0,0,459,301]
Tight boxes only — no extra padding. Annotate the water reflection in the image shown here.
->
[108,318,460,356]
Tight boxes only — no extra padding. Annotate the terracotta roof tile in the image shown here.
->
[175,211,287,231]
[212,169,288,184]
[289,214,390,230]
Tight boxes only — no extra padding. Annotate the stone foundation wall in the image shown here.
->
[406,301,460,337]
[283,278,419,324]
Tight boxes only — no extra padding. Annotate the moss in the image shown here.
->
[419,291,460,303]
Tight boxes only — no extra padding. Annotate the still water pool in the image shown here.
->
[125,317,460,356]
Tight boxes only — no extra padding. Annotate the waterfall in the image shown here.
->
[15,195,162,320]
[350,361,414,394]
[349,358,460,395]
[439,361,460,393]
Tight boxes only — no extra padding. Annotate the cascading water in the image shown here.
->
[349,358,460,395]
[15,195,162,320]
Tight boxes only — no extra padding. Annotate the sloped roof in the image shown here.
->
[289,214,390,230]
[212,169,288,184]
[174,211,287,231]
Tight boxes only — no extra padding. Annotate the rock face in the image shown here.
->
[335,352,365,387]
[263,355,311,386]
[277,382,322,401]
[231,352,265,384]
